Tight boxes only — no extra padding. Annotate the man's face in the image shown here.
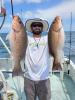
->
[31,22,43,35]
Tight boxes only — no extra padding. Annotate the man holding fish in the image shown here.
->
[8,16,65,100]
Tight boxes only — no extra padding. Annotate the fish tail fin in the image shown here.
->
[12,60,22,77]
[52,57,62,71]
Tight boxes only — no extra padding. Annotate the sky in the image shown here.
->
[0,0,75,33]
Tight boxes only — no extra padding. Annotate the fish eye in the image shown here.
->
[53,21,55,24]
[19,21,22,24]
[12,28,16,32]
[19,19,22,24]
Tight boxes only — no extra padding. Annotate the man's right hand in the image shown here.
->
[12,66,22,77]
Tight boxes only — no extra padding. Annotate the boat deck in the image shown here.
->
[63,73,75,100]
[4,72,75,100]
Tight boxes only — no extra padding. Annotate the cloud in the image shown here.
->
[21,0,75,30]
[23,11,33,19]
[25,0,43,3]
[22,11,35,20]
[3,0,75,31]
[23,1,75,20]
[6,0,23,4]
[35,1,75,19]
[6,0,43,4]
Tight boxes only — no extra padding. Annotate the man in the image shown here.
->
[24,18,51,100]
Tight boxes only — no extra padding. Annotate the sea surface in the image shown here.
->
[0,31,75,63]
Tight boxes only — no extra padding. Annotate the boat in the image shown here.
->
[0,35,75,100]
[0,0,75,100]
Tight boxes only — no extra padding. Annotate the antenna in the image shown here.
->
[68,12,72,64]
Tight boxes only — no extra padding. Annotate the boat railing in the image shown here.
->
[0,36,11,54]
[0,35,75,82]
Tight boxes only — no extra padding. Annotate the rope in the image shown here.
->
[0,14,6,30]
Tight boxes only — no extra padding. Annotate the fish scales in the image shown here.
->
[48,16,65,70]
[7,16,27,76]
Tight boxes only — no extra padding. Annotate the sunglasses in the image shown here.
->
[31,23,43,27]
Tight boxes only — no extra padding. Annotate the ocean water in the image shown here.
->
[0,31,75,63]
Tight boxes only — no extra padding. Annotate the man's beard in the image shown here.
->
[33,32,41,35]
[33,30,42,35]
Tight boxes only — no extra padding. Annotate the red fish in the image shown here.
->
[7,16,27,76]
[48,16,65,70]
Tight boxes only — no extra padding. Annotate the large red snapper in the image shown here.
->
[48,16,65,70]
[7,16,27,76]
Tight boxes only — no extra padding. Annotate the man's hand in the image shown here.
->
[12,66,22,77]
[52,63,62,71]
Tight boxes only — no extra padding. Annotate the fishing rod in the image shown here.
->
[68,12,72,64]
[10,0,14,17]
